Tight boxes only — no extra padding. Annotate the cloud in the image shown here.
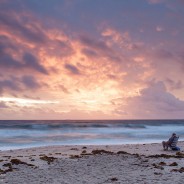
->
[79,35,121,62]
[58,85,69,94]
[165,78,183,90]
[0,51,48,74]
[82,48,99,58]
[0,75,43,95]
[0,52,22,69]
[156,26,164,32]
[80,35,111,53]
[0,78,21,94]
[0,35,17,53]
[23,52,48,75]
[21,75,41,89]
[0,34,48,74]
[101,28,144,51]
[118,81,184,118]
[0,12,47,44]
[65,64,80,75]
[0,0,183,119]
[154,49,173,59]
[0,101,8,108]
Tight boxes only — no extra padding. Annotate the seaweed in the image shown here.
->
[69,155,82,159]
[10,159,34,166]
[169,162,178,166]
[40,155,57,164]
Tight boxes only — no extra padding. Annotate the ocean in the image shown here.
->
[0,120,184,150]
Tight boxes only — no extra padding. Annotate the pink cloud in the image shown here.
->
[119,81,184,119]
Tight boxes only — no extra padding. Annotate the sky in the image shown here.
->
[0,0,184,120]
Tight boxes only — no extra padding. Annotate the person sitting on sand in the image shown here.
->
[162,133,177,150]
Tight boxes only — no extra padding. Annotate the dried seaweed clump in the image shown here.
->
[171,167,184,173]
[40,156,57,164]
[169,162,178,166]
[69,155,82,159]
[10,159,34,166]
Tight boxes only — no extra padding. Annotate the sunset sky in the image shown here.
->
[0,0,184,119]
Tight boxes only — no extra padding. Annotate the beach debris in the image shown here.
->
[169,162,178,166]
[176,152,184,157]
[91,149,113,155]
[0,169,4,174]
[110,177,118,182]
[116,151,129,155]
[39,154,45,156]
[0,168,13,175]
[147,154,184,159]
[82,146,87,149]
[154,172,162,175]
[81,150,87,154]
[10,159,34,166]
[2,156,11,159]
[80,151,93,156]
[0,160,4,162]
[0,163,13,174]
[40,155,57,164]
[133,153,140,158]
[69,155,82,159]
[171,167,184,173]
[152,163,164,170]
[159,162,166,166]
[3,163,12,168]
[70,148,79,151]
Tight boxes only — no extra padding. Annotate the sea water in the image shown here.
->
[0,120,184,150]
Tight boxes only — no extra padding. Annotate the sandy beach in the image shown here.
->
[0,142,184,184]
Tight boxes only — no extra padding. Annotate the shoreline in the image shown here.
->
[2,138,184,152]
[1,141,183,154]
[0,142,184,183]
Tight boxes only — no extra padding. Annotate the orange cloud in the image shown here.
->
[1,4,183,119]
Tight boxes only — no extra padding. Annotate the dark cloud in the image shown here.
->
[65,64,80,75]
[82,48,99,58]
[80,35,111,53]
[0,78,21,94]
[0,12,47,44]
[0,35,17,54]
[0,75,43,94]
[23,52,48,75]
[0,35,48,74]
[154,49,174,59]
[0,53,22,70]
[0,35,21,69]
[21,75,41,89]
[0,47,48,74]
[165,78,183,90]
[79,35,121,62]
